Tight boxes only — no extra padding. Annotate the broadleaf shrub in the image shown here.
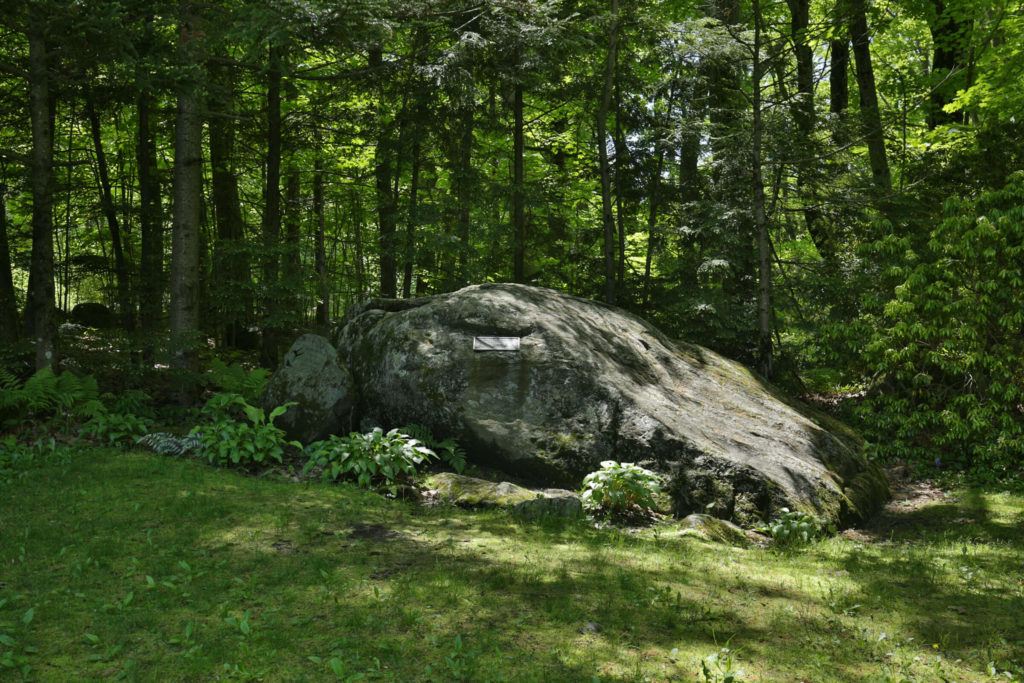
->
[764,508,819,548]
[400,423,467,473]
[190,393,299,467]
[580,460,662,518]
[303,428,436,493]
[81,411,151,446]
[858,173,1024,480]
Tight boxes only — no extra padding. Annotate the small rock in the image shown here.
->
[579,621,601,635]
[676,514,751,546]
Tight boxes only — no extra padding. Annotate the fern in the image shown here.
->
[0,368,99,427]
[137,432,202,457]
[400,423,467,474]
[208,359,270,403]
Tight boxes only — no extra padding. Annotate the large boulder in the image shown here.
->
[70,302,114,329]
[262,334,354,443]
[333,283,887,528]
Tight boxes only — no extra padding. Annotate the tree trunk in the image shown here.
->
[168,1,204,370]
[283,161,301,311]
[136,27,164,338]
[512,80,526,284]
[753,0,773,379]
[208,59,251,347]
[86,97,134,330]
[927,0,968,128]
[597,0,619,305]
[261,43,284,363]
[642,150,664,309]
[370,47,397,298]
[613,72,627,289]
[456,103,473,288]
[312,130,329,327]
[0,180,18,342]
[402,136,421,298]
[830,1,850,116]
[785,0,832,261]
[26,15,57,369]
[849,0,892,192]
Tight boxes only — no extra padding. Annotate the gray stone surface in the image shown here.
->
[424,473,583,518]
[262,334,354,443]
[675,514,751,546]
[334,283,887,527]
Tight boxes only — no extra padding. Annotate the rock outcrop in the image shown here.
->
[262,334,354,443]
[266,283,887,527]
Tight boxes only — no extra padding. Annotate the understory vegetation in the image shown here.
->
[1,447,1021,681]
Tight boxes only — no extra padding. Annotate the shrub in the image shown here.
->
[303,428,436,494]
[190,393,299,467]
[580,460,662,518]
[81,411,151,446]
[858,173,1024,480]
[765,508,819,548]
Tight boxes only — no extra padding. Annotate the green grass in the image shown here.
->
[1,449,1022,681]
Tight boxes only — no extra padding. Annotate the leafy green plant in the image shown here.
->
[190,393,299,467]
[580,460,662,518]
[303,428,436,494]
[207,358,270,403]
[400,423,467,473]
[0,367,99,429]
[700,646,744,683]
[765,508,819,548]
[81,411,151,446]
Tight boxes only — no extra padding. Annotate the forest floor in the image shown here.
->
[1,448,1022,682]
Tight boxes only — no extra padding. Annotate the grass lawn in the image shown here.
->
[1,448,1022,681]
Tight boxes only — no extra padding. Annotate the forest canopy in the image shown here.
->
[1,0,1022,480]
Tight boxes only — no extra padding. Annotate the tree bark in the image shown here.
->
[642,150,664,309]
[208,59,251,347]
[370,47,397,298]
[168,0,204,370]
[312,130,329,327]
[86,97,133,330]
[753,0,773,379]
[927,0,968,128]
[849,0,892,192]
[136,21,164,338]
[26,15,57,369]
[455,103,473,288]
[0,180,18,342]
[597,0,619,305]
[261,43,284,362]
[402,136,421,298]
[830,1,850,116]
[512,80,526,283]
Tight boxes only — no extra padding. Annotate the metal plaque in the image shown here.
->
[473,336,521,352]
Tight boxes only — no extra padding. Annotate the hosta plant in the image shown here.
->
[765,508,819,548]
[303,428,436,494]
[190,393,299,467]
[580,460,662,518]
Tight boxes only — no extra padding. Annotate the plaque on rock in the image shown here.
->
[473,336,521,352]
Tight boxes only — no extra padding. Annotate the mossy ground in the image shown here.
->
[1,448,1021,681]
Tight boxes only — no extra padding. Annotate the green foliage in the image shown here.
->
[0,368,99,428]
[190,393,299,467]
[700,646,744,683]
[207,359,270,403]
[765,508,819,549]
[0,437,59,485]
[580,461,662,518]
[81,411,151,446]
[859,174,1024,480]
[303,428,436,494]
[399,423,467,474]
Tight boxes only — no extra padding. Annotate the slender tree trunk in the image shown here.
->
[849,0,892,192]
[927,0,968,128]
[208,59,251,347]
[260,42,284,363]
[283,161,301,311]
[312,131,329,327]
[402,136,421,298]
[597,0,619,305]
[0,180,18,342]
[752,0,772,379]
[830,1,850,116]
[352,189,365,295]
[137,15,163,339]
[512,80,526,283]
[456,103,473,288]
[86,97,133,330]
[26,16,57,369]
[642,150,664,309]
[370,47,397,298]
[613,74,627,288]
[168,1,203,370]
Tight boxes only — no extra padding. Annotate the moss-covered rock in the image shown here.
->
[261,334,355,443]
[330,283,888,528]
[674,514,751,546]
[425,473,582,519]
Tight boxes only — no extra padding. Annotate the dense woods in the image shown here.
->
[1,0,1022,478]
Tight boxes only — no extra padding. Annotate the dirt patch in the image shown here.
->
[844,469,956,541]
[348,523,400,541]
